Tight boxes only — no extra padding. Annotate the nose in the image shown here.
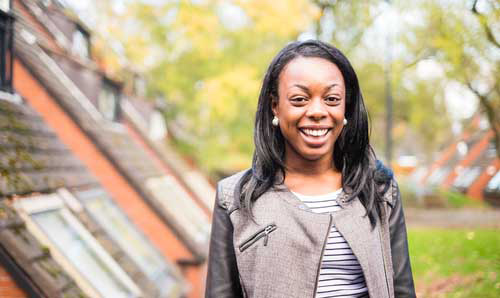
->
[305,97,327,121]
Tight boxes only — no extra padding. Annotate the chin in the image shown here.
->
[298,149,332,162]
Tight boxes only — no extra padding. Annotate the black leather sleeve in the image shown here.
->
[389,182,417,298]
[205,187,244,298]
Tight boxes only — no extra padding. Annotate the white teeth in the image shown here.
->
[303,129,328,137]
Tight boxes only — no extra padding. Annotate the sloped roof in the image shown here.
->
[0,96,184,297]
[13,4,207,259]
[0,99,87,297]
[123,97,216,211]
[0,99,99,196]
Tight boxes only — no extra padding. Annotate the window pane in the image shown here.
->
[31,209,135,298]
[146,176,210,246]
[72,30,89,59]
[79,190,181,296]
[453,167,481,188]
[98,82,121,121]
[486,171,500,192]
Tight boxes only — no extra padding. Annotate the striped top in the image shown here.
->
[293,189,368,298]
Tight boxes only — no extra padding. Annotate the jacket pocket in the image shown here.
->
[238,223,277,252]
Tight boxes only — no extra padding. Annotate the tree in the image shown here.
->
[403,0,499,156]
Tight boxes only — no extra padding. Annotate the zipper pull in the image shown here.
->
[263,225,273,246]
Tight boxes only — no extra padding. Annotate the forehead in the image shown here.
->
[278,56,345,91]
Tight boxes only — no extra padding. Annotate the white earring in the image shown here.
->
[272,116,279,127]
[343,118,348,125]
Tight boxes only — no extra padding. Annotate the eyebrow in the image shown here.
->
[292,83,340,93]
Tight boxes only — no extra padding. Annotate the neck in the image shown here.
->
[284,149,337,177]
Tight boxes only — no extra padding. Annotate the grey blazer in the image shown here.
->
[206,170,416,298]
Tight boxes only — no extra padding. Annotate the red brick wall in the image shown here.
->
[0,264,26,298]
[468,159,500,200]
[420,140,459,185]
[14,60,205,298]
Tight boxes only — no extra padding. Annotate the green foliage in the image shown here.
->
[408,228,500,297]
[93,0,497,174]
[95,0,318,173]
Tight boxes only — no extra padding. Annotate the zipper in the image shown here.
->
[313,214,332,297]
[238,224,277,252]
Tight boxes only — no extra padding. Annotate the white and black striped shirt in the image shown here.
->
[293,189,369,298]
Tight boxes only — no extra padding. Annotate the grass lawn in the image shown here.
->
[408,228,500,297]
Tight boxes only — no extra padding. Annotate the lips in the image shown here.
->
[298,127,332,147]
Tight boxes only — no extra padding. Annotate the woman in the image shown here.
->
[205,40,416,298]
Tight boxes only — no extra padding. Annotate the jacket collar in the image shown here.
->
[270,170,352,211]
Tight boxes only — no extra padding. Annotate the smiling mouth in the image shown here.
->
[300,128,331,137]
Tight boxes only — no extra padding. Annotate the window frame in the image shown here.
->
[71,24,91,60]
[452,166,482,190]
[14,192,142,298]
[485,170,500,192]
[98,77,122,122]
[73,188,186,297]
[146,175,211,246]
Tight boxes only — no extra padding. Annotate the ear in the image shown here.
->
[271,95,279,117]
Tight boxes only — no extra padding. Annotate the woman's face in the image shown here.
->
[272,56,346,164]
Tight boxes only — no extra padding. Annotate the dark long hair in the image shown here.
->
[236,40,392,226]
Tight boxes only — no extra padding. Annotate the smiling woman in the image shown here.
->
[205,40,416,298]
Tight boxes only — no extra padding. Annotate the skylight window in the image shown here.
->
[146,175,210,246]
[75,189,185,297]
[485,170,500,193]
[71,27,90,59]
[14,193,142,298]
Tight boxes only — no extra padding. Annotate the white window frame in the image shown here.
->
[71,28,90,60]
[146,175,211,246]
[452,166,481,189]
[72,188,186,297]
[486,170,500,192]
[14,192,142,298]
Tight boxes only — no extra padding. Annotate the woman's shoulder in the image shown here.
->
[374,160,400,207]
[215,168,251,210]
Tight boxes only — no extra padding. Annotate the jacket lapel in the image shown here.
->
[332,197,389,297]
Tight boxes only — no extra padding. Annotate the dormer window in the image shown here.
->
[98,79,121,121]
[0,1,13,93]
[149,110,167,140]
[134,76,146,98]
[71,25,90,60]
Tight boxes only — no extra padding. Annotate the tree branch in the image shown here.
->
[466,80,500,158]
[471,0,500,48]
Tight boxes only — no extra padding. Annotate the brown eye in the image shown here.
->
[291,97,307,104]
[325,96,340,104]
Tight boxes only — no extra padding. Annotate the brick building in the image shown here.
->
[1,0,211,296]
